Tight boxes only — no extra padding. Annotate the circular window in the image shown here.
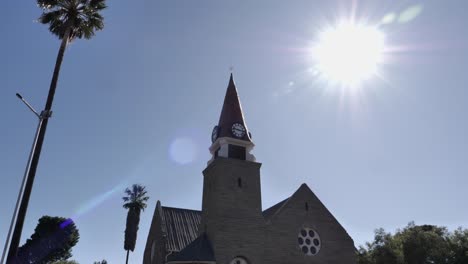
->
[229,256,248,264]
[298,227,321,256]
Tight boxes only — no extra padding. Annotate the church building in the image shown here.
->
[143,75,356,264]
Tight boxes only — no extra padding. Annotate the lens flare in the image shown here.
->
[169,137,198,165]
[398,5,423,23]
[75,189,115,216]
[312,21,385,87]
[59,218,74,229]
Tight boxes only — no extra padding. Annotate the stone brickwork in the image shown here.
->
[144,158,356,264]
[263,184,356,264]
[143,201,167,264]
[198,158,356,264]
[144,74,356,264]
[201,157,265,264]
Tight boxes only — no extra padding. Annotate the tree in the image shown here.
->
[358,228,400,264]
[358,222,468,264]
[122,184,150,264]
[52,260,79,264]
[7,0,106,261]
[93,260,108,264]
[448,227,468,264]
[399,224,450,264]
[16,216,79,264]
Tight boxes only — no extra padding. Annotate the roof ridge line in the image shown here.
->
[161,206,202,212]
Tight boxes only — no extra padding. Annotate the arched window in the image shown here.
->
[305,202,309,211]
[237,178,242,188]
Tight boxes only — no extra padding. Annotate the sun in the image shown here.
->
[312,21,385,87]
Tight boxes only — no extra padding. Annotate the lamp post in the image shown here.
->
[1,94,52,264]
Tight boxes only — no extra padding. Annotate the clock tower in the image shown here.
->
[200,74,265,264]
[208,73,256,164]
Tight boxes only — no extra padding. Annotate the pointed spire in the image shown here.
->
[217,74,252,142]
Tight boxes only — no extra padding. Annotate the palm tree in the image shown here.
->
[123,184,150,264]
[6,1,106,262]
[36,0,106,114]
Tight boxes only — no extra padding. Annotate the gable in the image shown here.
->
[267,183,353,242]
[262,184,356,263]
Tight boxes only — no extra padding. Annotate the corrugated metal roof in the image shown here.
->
[161,206,202,252]
[161,198,289,253]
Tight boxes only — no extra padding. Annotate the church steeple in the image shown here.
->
[208,74,255,163]
[217,74,252,142]
[202,75,264,263]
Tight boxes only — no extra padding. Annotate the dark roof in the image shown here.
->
[217,74,252,142]
[262,197,289,220]
[166,233,215,263]
[161,206,202,252]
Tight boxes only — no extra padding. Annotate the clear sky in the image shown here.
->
[2,1,468,263]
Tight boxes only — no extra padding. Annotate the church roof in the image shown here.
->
[262,184,321,221]
[161,206,202,252]
[217,74,252,142]
[262,197,290,220]
[166,233,215,263]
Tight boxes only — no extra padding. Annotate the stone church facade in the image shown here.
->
[143,75,356,264]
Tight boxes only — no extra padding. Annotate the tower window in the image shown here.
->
[305,202,309,211]
[237,178,242,188]
[228,145,246,160]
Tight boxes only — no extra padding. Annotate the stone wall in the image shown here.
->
[201,158,265,264]
[263,185,356,264]
[143,201,167,264]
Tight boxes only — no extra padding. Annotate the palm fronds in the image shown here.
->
[37,0,106,41]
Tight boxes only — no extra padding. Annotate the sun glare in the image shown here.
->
[313,21,385,86]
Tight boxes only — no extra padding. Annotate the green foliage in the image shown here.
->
[358,222,468,264]
[16,216,79,264]
[449,228,468,264]
[123,184,149,254]
[52,260,79,264]
[37,0,106,40]
[122,184,150,211]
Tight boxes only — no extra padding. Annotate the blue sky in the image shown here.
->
[2,1,468,263]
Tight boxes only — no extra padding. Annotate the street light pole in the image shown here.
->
[1,94,52,264]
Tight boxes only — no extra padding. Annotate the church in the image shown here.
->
[143,74,356,264]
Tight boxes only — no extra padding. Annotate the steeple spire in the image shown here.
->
[216,73,252,142]
[208,74,255,163]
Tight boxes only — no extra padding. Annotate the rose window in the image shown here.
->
[298,227,321,256]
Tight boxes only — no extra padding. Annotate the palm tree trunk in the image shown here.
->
[45,31,69,110]
[126,250,130,264]
[6,28,71,264]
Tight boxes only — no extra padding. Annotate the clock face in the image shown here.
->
[298,227,321,256]
[229,257,248,264]
[211,125,219,142]
[231,122,246,138]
